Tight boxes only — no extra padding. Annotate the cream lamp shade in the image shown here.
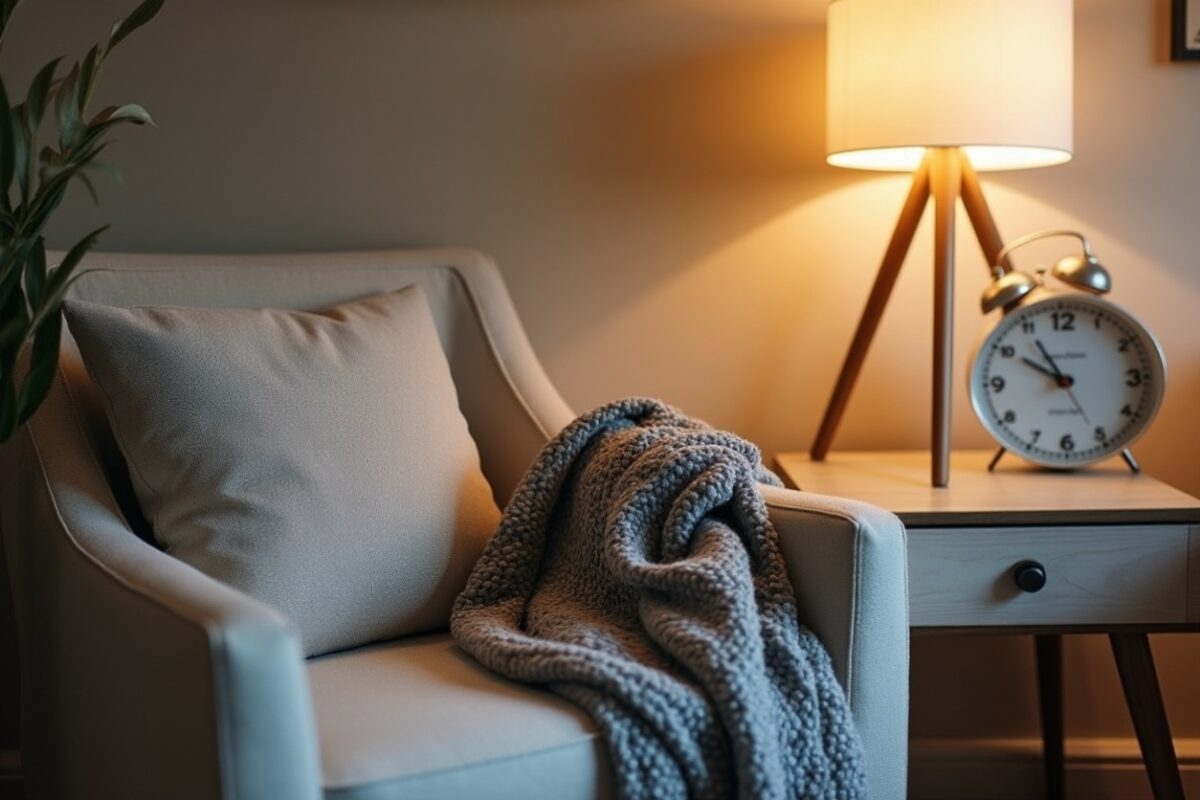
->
[826,0,1074,172]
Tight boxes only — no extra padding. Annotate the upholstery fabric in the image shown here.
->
[762,486,909,800]
[452,399,864,800]
[63,286,501,656]
[308,634,613,800]
[0,249,908,800]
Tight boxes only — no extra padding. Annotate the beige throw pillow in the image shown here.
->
[65,286,501,656]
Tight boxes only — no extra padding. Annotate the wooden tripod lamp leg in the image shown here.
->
[929,147,960,488]
[810,148,1005,486]
[810,155,932,461]
[959,152,1013,272]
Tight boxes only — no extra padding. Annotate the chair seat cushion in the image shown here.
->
[308,634,612,800]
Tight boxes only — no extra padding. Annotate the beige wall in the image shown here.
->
[4,0,1199,748]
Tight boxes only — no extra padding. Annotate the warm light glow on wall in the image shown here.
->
[826,0,1074,172]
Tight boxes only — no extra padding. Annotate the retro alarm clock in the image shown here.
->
[968,230,1166,471]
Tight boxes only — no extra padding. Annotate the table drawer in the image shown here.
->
[907,525,1191,628]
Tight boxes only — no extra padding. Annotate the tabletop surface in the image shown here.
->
[774,450,1200,527]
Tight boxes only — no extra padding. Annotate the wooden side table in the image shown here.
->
[774,450,1200,800]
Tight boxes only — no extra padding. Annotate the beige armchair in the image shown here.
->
[0,249,908,799]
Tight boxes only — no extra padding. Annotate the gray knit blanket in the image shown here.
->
[451,398,864,800]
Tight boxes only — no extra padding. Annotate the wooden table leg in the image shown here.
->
[1110,633,1185,800]
[1036,634,1065,800]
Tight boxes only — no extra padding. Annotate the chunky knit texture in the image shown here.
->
[451,398,865,800]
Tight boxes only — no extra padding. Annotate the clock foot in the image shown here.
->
[1122,449,1141,474]
[987,447,1007,472]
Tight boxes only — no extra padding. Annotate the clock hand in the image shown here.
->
[1034,339,1069,383]
[1065,384,1092,426]
[1021,357,1069,385]
[1032,339,1092,423]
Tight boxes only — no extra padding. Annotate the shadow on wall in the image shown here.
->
[2,0,863,445]
[545,26,849,332]
[1136,362,1200,497]
[7,1,842,322]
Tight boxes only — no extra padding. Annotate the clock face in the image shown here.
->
[969,292,1166,467]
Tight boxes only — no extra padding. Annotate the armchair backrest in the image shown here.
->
[57,248,575,512]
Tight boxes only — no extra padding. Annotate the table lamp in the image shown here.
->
[810,0,1074,487]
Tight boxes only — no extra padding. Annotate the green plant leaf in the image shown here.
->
[0,0,163,440]
[23,152,93,233]
[11,104,26,201]
[0,0,24,28]
[83,105,155,150]
[15,305,60,425]
[0,236,31,310]
[72,124,119,160]
[0,316,21,359]
[37,144,66,189]
[22,236,45,309]
[34,151,104,207]
[19,58,62,201]
[0,78,13,195]
[0,0,25,46]
[23,56,61,135]
[108,0,165,54]
[37,144,62,167]
[73,168,99,206]
[81,107,154,159]
[77,45,101,112]
[0,274,27,374]
[91,103,153,127]
[0,289,24,354]
[54,61,81,152]
[27,225,106,333]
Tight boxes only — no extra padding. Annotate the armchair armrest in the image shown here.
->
[761,483,909,800]
[0,375,321,800]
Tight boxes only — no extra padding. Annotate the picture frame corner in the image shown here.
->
[1171,0,1200,62]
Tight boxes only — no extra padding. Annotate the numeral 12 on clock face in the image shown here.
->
[968,292,1166,468]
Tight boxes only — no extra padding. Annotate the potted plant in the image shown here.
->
[0,0,164,442]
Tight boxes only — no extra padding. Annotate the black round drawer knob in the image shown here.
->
[1013,560,1047,593]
